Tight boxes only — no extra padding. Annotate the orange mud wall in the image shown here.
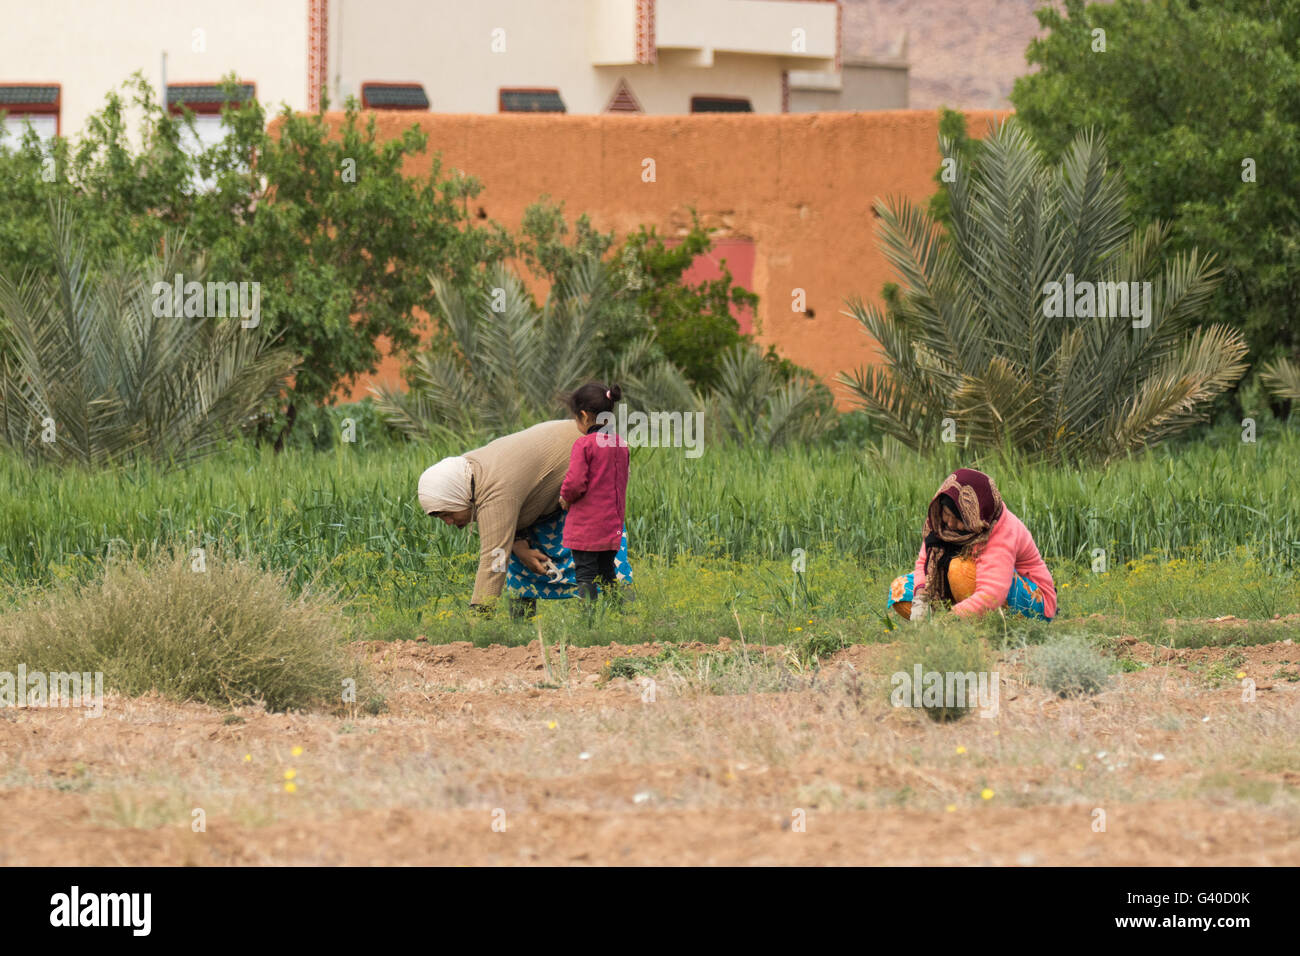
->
[337,109,1008,405]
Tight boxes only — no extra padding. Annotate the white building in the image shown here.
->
[1,0,844,144]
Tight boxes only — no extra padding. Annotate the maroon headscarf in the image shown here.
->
[920,468,1005,603]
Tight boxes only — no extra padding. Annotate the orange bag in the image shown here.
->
[947,556,977,602]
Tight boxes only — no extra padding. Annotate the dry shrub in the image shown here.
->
[0,551,363,711]
[1026,632,1115,698]
[887,622,993,723]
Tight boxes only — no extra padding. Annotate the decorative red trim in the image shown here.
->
[635,0,657,65]
[167,81,257,115]
[307,0,328,112]
[0,83,61,136]
[605,79,644,113]
[835,0,842,70]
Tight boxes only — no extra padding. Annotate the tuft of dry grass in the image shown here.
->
[0,550,365,712]
[1025,632,1116,698]
[885,620,993,722]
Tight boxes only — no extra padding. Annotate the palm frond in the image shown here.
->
[842,119,1241,462]
[1260,357,1300,402]
[0,202,297,467]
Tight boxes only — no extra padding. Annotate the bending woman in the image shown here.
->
[888,468,1056,621]
[417,417,630,614]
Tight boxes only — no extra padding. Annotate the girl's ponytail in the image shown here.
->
[567,382,622,416]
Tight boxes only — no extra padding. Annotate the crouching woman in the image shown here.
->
[888,468,1056,622]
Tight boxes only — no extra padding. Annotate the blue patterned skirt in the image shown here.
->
[505,510,633,600]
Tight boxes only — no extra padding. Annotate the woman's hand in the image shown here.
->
[559,497,569,510]
[511,538,551,575]
[910,591,930,622]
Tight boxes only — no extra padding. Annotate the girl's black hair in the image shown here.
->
[566,381,622,416]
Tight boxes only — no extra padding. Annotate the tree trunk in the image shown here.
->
[273,402,298,453]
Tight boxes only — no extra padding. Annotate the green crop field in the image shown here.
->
[2,423,1297,649]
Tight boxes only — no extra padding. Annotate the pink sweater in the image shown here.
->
[912,507,1057,618]
[560,429,629,552]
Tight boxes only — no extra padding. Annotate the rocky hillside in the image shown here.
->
[842,0,1060,109]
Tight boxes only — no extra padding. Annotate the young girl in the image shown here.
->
[888,468,1056,622]
[559,382,630,601]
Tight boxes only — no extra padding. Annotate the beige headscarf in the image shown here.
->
[417,457,473,515]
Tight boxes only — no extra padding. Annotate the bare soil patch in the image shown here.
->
[2,635,1297,865]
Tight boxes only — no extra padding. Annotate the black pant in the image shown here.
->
[508,596,537,619]
[572,549,617,601]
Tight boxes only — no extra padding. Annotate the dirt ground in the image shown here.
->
[2,632,1298,865]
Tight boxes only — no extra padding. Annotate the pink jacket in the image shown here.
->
[912,507,1057,618]
[560,429,629,552]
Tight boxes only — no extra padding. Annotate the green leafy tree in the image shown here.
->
[1010,0,1300,400]
[213,95,507,440]
[0,73,506,445]
[620,218,758,390]
[840,121,1247,463]
[926,107,978,228]
[373,249,831,447]
[510,202,647,377]
[372,249,705,440]
[510,200,759,390]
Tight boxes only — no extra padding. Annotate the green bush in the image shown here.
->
[1011,0,1300,379]
[0,74,508,445]
[887,622,992,723]
[0,550,363,711]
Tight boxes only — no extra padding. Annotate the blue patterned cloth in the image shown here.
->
[506,510,633,600]
[888,570,1051,621]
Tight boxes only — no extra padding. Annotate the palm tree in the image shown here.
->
[0,202,297,467]
[708,344,835,448]
[840,121,1247,463]
[1261,358,1300,403]
[372,256,696,441]
[375,253,838,449]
